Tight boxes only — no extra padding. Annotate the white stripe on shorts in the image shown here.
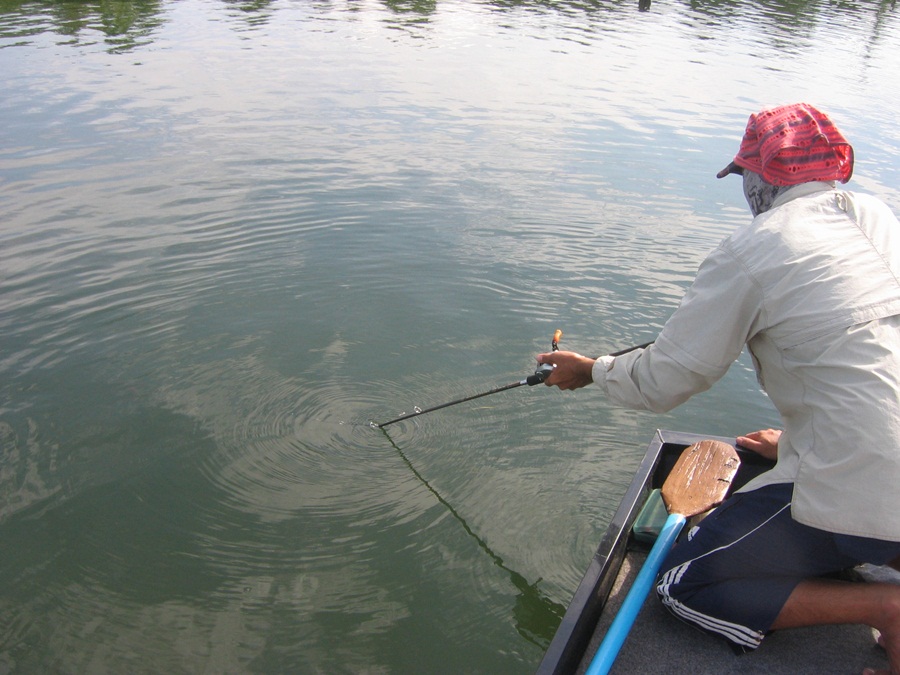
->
[658,563,764,648]
[655,502,793,649]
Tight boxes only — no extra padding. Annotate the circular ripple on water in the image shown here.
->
[191,372,456,535]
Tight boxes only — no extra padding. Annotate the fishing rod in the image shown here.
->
[375,329,564,429]
[374,332,655,428]
[610,340,654,357]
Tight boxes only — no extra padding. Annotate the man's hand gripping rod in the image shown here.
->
[375,330,562,429]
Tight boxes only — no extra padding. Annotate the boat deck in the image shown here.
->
[576,546,897,674]
[538,431,899,675]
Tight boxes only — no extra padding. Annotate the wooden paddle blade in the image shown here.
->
[662,439,740,518]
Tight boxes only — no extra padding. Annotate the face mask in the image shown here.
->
[742,170,786,217]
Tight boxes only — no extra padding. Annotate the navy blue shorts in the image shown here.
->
[655,482,900,651]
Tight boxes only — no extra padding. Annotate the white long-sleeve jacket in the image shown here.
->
[593,182,900,541]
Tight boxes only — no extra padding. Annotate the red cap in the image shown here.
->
[717,103,854,186]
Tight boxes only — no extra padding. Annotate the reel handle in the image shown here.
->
[526,330,562,385]
[526,362,555,386]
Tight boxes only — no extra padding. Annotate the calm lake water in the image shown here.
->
[1,0,899,672]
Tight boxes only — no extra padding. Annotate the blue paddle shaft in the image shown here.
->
[585,512,686,675]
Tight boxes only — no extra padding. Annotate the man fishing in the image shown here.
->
[537,103,900,675]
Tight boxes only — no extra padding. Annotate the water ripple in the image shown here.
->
[2,0,898,670]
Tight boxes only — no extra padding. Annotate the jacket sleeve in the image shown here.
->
[592,244,764,413]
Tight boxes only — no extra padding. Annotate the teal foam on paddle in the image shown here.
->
[632,489,668,545]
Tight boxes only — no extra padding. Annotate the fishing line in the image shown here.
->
[367,332,656,643]
[377,425,565,646]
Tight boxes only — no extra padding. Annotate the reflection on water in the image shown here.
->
[0,0,165,52]
[1,0,898,671]
[1,0,898,55]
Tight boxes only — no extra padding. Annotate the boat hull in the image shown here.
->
[536,430,773,675]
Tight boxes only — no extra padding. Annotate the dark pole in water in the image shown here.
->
[376,425,566,642]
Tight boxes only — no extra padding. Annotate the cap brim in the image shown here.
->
[716,161,744,179]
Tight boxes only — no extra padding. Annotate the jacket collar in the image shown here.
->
[771,181,837,210]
